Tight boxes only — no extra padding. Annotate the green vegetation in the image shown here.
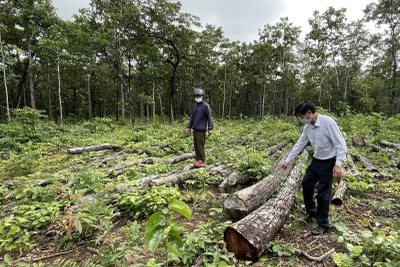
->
[0,111,400,266]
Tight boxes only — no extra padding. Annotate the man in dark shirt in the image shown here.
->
[186,88,214,168]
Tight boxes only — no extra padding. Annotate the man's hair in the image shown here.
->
[294,101,316,116]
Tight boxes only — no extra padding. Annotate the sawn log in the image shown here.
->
[224,150,309,261]
[331,179,347,205]
[223,149,294,220]
[67,144,121,154]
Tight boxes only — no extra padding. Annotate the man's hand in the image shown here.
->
[333,164,342,180]
[280,162,289,170]
[186,128,191,135]
[208,130,213,136]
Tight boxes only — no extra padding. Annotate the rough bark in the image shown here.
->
[379,140,400,151]
[266,141,288,155]
[331,179,347,205]
[356,154,379,172]
[67,144,121,154]
[224,150,309,261]
[344,154,362,181]
[167,152,196,164]
[223,149,293,220]
[369,144,396,161]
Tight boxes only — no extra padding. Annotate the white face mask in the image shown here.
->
[195,97,203,103]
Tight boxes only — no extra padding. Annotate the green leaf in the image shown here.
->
[166,235,183,258]
[168,201,192,219]
[146,212,165,233]
[73,219,82,234]
[145,225,164,251]
[7,224,20,238]
[4,254,12,263]
[170,225,184,236]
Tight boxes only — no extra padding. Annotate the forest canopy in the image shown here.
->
[0,0,399,122]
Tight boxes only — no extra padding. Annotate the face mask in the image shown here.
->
[300,118,311,125]
[195,97,202,103]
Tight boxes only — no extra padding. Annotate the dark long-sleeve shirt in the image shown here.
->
[187,101,214,132]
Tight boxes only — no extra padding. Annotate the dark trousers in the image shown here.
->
[194,130,206,161]
[302,157,335,229]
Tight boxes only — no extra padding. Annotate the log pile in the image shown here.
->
[224,150,309,261]
[223,149,294,220]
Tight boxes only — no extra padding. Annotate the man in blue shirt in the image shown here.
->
[186,88,214,168]
[281,101,347,235]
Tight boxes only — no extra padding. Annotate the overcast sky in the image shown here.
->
[52,0,376,42]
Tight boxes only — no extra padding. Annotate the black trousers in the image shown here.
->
[193,130,206,161]
[302,157,336,229]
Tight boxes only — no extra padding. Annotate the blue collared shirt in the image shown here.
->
[285,114,347,166]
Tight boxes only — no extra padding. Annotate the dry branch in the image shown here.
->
[224,150,309,261]
[67,144,121,154]
[293,247,335,262]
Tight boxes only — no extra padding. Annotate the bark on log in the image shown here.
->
[356,154,379,172]
[369,144,396,161]
[331,179,347,205]
[344,154,362,181]
[167,152,196,164]
[379,140,400,151]
[223,149,294,220]
[67,144,121,154]
[266,141,288,155]
[224,150,309,261]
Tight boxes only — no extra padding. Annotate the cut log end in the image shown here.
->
[224,196,247,220]
[224,227,258,261]
[330,198,343,205]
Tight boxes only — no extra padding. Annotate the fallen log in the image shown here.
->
[343,154,362,181]
[223,149,294,220]
[67,144,121,154]
[379,140,400,151]
[266,141,288,155]
[369,144,396,161]
[356,154,379,172]
[224,150,309,261]
[331,179,347,205]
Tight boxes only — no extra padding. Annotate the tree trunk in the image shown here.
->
[331,179,347,205]
[88,74,92,120]
[28,42,36,109]
[57,60,63,126]
[224,150,309,261]
[0,31,10,122]
[223,149,294,220]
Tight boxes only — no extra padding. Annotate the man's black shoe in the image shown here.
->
[300,213,314,222]
[311,226,328,235]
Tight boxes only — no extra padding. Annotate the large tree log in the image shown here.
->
[356,154,379,172]
[223,149,294,220]
[266,141,288,155]
[344,154,362,181]
[352,136,365,147]
[379,140,400,151]
[369,143,396,161]
[67,144,121,154]
[224,150,309,261]
[331,179,347,205]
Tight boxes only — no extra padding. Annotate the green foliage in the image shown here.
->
[266,240,294,257]
[117,185,183,219]
[145,200,192,266]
